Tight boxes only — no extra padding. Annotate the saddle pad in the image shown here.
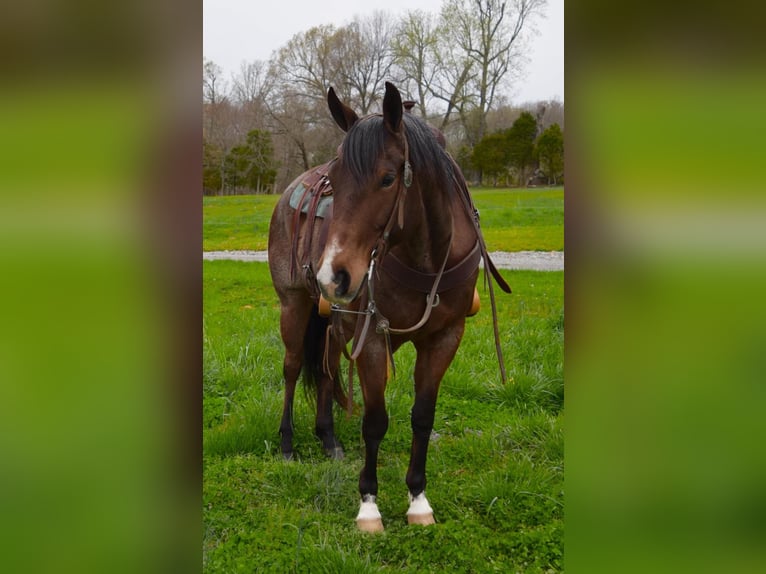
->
[288,181,334,219]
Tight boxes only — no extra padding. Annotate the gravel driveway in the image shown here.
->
[203,250,563,271]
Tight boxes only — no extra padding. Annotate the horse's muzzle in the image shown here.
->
[316,238,368,304]
[317,267,358,304]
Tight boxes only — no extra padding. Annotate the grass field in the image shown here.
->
[203,187,563,253]
[203,259,563,572]
[203,182,564,572]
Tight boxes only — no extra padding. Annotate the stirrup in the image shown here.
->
[467,288,480,317]
[318,294,332,317]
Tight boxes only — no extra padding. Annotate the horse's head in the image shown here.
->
[316,82,411,304]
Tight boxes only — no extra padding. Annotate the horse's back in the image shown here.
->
[268,166,333,296]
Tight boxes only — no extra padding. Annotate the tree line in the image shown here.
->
[203,0,562,195]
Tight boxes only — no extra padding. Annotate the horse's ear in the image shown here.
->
[382,81,403,134]
[327,87,358,132]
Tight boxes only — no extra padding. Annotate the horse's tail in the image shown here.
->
[302,307,349,410]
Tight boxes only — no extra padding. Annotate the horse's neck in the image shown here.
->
[396,184,456,272]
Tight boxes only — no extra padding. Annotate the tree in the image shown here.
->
[203,59,227,105]
[230,60,269,105]
[242,129,278,192]
[203,59,241,181]
[471,131,510,185]
[392,10,440,118]
[264,15,400,184]
[266,26,341,180]
[270,24,339,102]
[429,9,476,131]
[264,83,339,181]
[334,12,397,114]
[440,0,547,143]
[506,111,537,186]
[203,140,224,194]
[536,122,564,185]
[223,130,278,194]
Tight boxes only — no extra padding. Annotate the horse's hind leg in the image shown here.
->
[315,339,344,460]
[278,293,312,460]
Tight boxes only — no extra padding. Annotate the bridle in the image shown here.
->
[329,124,452,324]
[322,117,511,417]
[325,122,455,414]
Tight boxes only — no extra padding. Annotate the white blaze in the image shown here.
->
[316,239,342,288]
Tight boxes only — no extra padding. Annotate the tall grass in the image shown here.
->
[203,261,563,572]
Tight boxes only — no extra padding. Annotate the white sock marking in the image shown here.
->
[407,492,433,516]
[356,495,382,520]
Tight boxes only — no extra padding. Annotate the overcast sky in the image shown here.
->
[203,0,563,104]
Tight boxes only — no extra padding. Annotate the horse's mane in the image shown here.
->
[341,113,456,194]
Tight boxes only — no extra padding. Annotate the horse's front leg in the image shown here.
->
[354,344,389,533]
[406,323,465,525]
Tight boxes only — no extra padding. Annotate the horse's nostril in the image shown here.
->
[333,269,350,297]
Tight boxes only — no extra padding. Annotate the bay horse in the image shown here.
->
[268,82,510,532]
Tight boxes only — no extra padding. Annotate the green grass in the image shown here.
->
[202,187,563,253]
[203,261,563,572]
[203,194,280,251]
[471,188,564,251]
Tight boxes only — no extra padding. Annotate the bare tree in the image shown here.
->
[228,60,272,145]
[203,58,227,105]
[271,24,340,103]
[203,59,235,194]
[230,60,269,104]
[203,59,237,146]
[334,12,397,114]
[267,26,343,182]
[264,13,399,183]
[537,98,564,131]
[441,0,546,143]
[391,10,440,118]
[429,8,478,133]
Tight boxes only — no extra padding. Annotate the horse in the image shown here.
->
[267,81,510,532]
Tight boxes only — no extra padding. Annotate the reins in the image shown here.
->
[448,156,512,383]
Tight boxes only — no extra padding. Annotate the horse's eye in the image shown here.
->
[381,173,396,188]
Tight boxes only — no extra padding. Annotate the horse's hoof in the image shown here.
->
[407,512,435,526]
[325,446,345,460]
[407,492,435,525]
[356,495,383,533]
[356,517,384,533]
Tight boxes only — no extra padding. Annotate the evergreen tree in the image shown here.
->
[223,130,278,193]
[536,123,564,185]
[506,111,538,186]
[203,140,223,195]
[471,132,510,186]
